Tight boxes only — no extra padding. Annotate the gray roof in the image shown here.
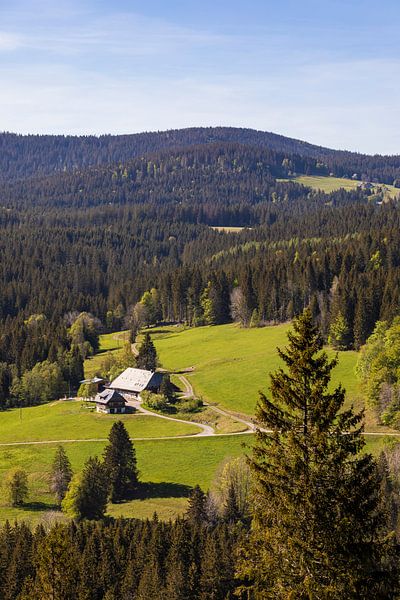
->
[95,389,126,405]
[108,368,163,393]
[80,377,105,384]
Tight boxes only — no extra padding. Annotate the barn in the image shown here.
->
[108,367,164,398]
[94,389,127,414]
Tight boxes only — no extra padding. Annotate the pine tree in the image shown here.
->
[103,421,139,502]
[24,524,79,600]
[136,333,157,371]
[50,445,73,505]
[159,374,176,403]
[185,485,207,526]
[5,469,28,506]
[223,483,241,524]
[237,309,398,599]
[74,457,109,520]
[328,310,351,350]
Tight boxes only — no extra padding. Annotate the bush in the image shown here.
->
[141,391,169,412]
[77,382,98,398]
[178,398,203,413]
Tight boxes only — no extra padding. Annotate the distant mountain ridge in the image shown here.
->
[1,126,400,184]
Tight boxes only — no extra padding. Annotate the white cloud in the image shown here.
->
[0,9,228,59]
[0,2,399,154]
[0,32,22,51]
[0,58,399,155]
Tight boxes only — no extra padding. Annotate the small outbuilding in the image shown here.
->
[108,368,164,398]
[79,376,106,395]
[94,389,127,414]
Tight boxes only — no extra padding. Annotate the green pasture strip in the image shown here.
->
[0,400,201,443]
[0,435,248,525]
[278,174,399,197]
[84,330,128,377]
[151,323,363,418]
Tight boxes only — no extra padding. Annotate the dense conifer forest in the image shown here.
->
[1,128,400,420]
[2,123,400,596]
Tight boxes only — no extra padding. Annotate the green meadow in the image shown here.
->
[84,330,128,377]
[0,400,201,443]
[1,321,394,525]
[0,435,248,524]
[0,433,390,525]
[278,174,399,198]
[151,323,365,419]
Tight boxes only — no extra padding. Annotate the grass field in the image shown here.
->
[0,400,201,443]
[0,433,391,524]
[211,226,249,233]
[3,321,392,526]
[278,175,399,198]
[151,323,366,419]
[84,330,128,377]
[0,435,248,524]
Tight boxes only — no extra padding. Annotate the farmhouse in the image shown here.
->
[108,367,164,398]
[94,389,127,414]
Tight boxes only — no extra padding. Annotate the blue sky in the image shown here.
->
[0,0,399,153]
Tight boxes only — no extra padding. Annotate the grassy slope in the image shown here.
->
[152,323,364,418]
[278,174,399,197]
[84,330,128,377]
[0,400,201,443]
[3,323,389,525]
[0,435,247,524]
[0,433,390,524]
[211,226,247,233]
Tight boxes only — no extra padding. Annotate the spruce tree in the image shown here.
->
[103,421,139,502]
[237,309,397,599]
[74,457,109,520]
[159,374,176,403]
[328,310,351,350]
[136,333,157,371]
[223,483,241,524]
[5,469,28,506]
[185,485,207,526]
[50,445,73,506]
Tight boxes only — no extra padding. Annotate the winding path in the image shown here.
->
[127,397,214,436]
[178,374,256,433]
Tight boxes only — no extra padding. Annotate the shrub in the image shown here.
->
[141,391,169,412]
[178,398,203,413]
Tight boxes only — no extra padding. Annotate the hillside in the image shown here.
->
[2,126,400,184]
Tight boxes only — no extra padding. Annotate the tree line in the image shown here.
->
[2,126,400,184]
[2,312,400,598]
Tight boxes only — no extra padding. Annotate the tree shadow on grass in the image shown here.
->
[134,481,192,500]
[20,501,59,512]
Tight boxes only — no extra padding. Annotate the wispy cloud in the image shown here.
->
[0,0,399,153]
[0,7,229,59]
[0,56,399,154]
[0,32,22,51]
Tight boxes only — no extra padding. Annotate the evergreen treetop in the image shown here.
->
[50,445,73,506]
[237,309,397,599]
[103,420,139,503]
[136,333,158,372]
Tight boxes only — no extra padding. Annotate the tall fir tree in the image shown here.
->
[237,309,398,599]
[136,333,157,372]
[74,456,109,520]
[49,445,73,506]
[103,421,139,502]
[185,485,207,526]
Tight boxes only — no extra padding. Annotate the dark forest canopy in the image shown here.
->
[2,126,400,184]
[0,128,400,425]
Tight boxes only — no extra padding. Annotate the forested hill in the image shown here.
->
[0,143,329,210]
[2,126,400,184]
